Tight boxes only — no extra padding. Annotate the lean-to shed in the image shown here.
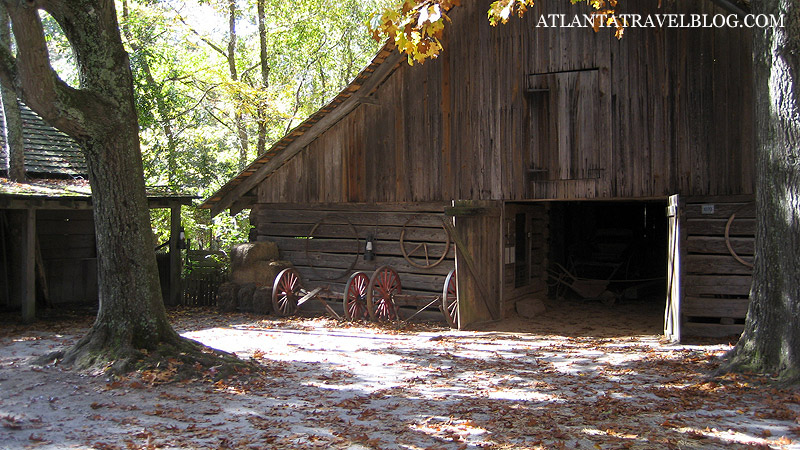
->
[1,101,194,321]
[203,0,756,339]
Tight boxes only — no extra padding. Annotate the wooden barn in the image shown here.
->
[1,100,194,321]
[202,0,755,340]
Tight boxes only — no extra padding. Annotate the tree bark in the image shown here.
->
[227,0,249,170]
[0,3,24,182]
[0,0,180,369]
[255,0,270,157]
[722,0,800,382]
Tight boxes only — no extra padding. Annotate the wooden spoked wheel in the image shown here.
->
[343,271,370,321]
[365,265,401,321]
[442,269,458,328]
[272,268,303,316]
[305,215,360,281]
[399,215,451,269]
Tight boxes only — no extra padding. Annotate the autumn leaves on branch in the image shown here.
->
[370,0,625,65]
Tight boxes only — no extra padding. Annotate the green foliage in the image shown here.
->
[113,0,384,250]
[37,0,383,252]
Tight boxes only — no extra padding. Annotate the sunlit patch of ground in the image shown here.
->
[0,301,798,449]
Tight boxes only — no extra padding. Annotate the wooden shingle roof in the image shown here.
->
[0,100,88,178]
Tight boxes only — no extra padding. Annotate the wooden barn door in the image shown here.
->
[528,69,610,197]
[664,195,682,342]
[445,200,503,329]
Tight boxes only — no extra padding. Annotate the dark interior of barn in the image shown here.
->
[545,201,668,327]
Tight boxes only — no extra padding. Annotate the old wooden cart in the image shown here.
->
[271,265,459,327]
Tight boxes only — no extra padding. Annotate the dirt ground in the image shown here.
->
[1,298,798,450]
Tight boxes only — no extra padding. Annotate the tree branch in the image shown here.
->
[174,13,229,59]
[2,1,93,139]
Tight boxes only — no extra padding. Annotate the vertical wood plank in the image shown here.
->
[22,208,35,322]
[168,205,181,306]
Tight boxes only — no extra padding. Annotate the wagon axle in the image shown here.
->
[271,266,459,327]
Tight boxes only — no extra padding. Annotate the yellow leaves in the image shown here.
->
[369,0,454,64]
[371,0,630,65]
[488,0,535,26]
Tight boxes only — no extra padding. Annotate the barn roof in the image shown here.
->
[200,43,403,217]
[0,100,88,178]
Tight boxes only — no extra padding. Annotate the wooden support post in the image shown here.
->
[168,205,181,306]
[442,218,500,322]
[22,208,35,322]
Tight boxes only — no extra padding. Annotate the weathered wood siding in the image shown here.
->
[681,195,754,337]
[256,0,753,205]
[37,209,98,304]
[252,203,454,301]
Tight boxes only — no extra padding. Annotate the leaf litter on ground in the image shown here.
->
[0,300,799,449]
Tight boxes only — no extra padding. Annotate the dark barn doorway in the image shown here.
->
[545,200,669,335]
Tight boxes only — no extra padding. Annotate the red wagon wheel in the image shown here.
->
[343,271,370,321]
[272,268,303,316]
[365,265,401,321]
[442,269,458,328]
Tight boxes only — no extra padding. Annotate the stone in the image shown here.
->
[217,282,239,312]
[237,283,257,312]
[516,298,546,319]
[252,286,273,315]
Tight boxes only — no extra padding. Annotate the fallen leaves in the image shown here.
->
[3,306,800,450]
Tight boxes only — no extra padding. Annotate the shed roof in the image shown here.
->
[0,100,88,178]
[200,43,402,217]
[0,177,196,210]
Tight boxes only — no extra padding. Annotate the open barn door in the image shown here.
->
[444,200,503,329]
[664,195,682,342]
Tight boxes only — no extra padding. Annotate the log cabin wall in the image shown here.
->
[255,0,754,205]
[252,203,454,302]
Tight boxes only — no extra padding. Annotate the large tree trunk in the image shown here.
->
[1,0,182,370]
[0,3,24,182]
[68,116,179,368]
[723,0,800,382]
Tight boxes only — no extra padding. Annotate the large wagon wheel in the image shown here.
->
[400,215,451,269]
[272,268,303,316]
[442,269,458,328]
[365,265,401,321]
[305,215,360,281]
[343,271,370,321]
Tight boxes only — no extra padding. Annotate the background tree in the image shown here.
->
[118,0,384,249]
[372,0,800,382]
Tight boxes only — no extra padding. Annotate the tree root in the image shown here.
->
[33,327,259,383]
[712,345,800,387]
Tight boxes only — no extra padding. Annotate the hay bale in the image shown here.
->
[230,242,280,270]
[252,286,273,315]
[217,282,239,312]
[237,283,257,312]
[231,260,293,285]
